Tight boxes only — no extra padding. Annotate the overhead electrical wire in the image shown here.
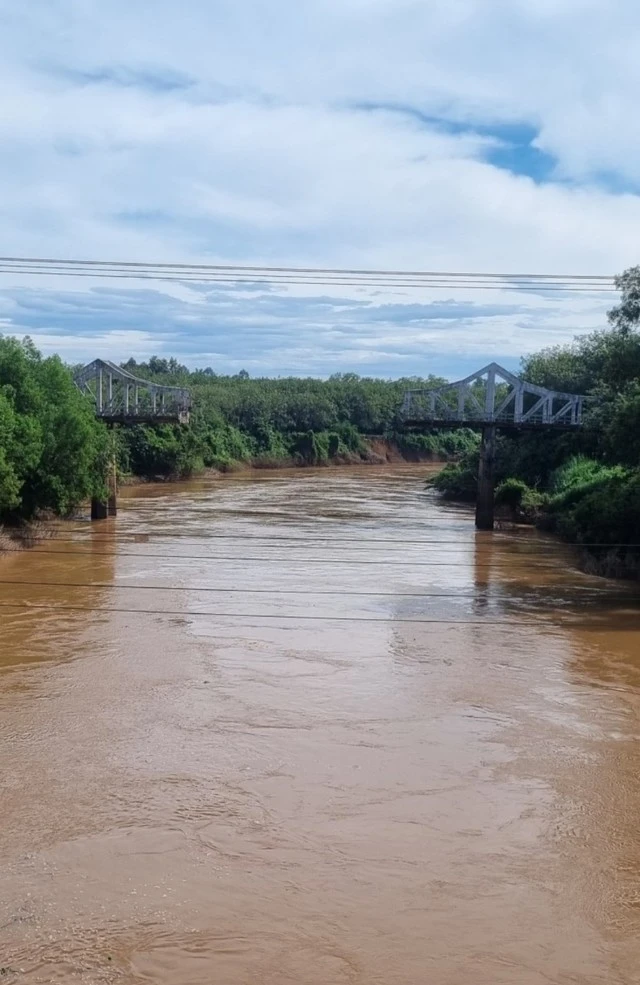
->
[0,600,612,627]
[0,579,636,602]
[0,546,563,566]
[1,545,637,566]
[33,532,553,546]
[0,270,616,293]
[0,262,615,284]
[0,269,617,292]
[15,531,540,543]
[33,533,640,550]
[0,256,619,294]
[0,255,617,280]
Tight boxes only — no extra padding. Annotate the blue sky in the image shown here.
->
[0,0,637,378]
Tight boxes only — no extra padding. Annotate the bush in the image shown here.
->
[495,478,546,520]
[554,470,640,547]
[0,337,108,521]
[548,458,627,512]
[431,452,478,500]
[495,478,530,510]
[393,428,479,460]
[550,456,619,495]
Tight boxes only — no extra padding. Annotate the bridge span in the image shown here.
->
[402,363,587,530]
[75,360,192,520]
[75,359,191,425]
[75,359,586,533]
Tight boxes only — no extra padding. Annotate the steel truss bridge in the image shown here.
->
[74,359,192,425]
[401,362,586,430]
[74,359,192,519]
[401,363,588,530]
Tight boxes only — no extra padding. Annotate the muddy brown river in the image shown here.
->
[2,466,640,984]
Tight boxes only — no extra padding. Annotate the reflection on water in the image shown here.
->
[1,466,640,984]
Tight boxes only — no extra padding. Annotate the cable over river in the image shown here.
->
[2,466,640,984]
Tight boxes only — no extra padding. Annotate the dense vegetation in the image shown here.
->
[113,365,478,477]
[433,267,640,575]
[0,341,477,526]
[0,337,108,522]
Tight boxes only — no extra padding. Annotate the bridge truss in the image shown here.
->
[75,359,192,425]
[401,362,588,531]
[401,362,586,430]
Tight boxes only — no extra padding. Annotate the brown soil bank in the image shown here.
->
[364,438,446,464]
[250,438,447,469]
[120,439,448,485]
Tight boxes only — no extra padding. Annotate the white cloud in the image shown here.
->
[0,282,612,379]
[0,0,637,374]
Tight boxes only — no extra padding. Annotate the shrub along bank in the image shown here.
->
[112,363,479,478]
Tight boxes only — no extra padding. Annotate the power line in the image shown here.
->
[0,257,619,294]
[0,264,616,286]
[0,545,584,565]
[0,256,617,280]
[20,536,640,558]
[0,579,640,615]
[0,268,617,293]
[36,533,540,546]
[0,599,595,626]
[36,533,640,549]
[0,548,629,570]
[0,268,615,289]
[0,578,636,601]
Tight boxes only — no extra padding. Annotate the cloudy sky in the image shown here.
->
[0,0,637,378]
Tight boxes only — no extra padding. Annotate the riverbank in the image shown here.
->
[119,437,453,485]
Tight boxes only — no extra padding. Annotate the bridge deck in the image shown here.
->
[402,419,585,432]
[97,412,191,426]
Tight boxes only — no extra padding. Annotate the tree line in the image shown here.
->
[113,366,478,478]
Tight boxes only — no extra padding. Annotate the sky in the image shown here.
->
[0,0,638,379]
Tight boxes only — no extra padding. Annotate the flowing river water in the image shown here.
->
[2,466,640,984]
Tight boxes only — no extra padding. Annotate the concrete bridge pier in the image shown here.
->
[91,453,117,521]
[475,425,496,531]
[91,497,108,520]
[108,454,118,517]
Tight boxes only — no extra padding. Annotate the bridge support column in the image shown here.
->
[476,425,496,531]
[107,453,118,517]
[91,497,108,520]
[92,438,117,521]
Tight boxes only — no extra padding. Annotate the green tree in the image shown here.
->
[0,337,109,521]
